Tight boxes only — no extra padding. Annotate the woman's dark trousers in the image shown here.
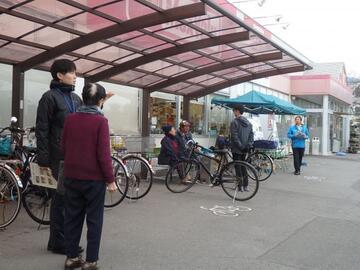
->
[292,147,305,173]
[64,178,106,262]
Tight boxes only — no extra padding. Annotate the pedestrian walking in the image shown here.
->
[287,115,310,175]
[62,83,117,270]
[229,105,254,191]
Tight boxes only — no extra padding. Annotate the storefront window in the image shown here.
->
[307,112,323,151]
[100,82,140,135]
[209,96,230,137]
[189,100,205,135]
[275,115,292,144]
[23,73,141,135]
[150,92,176,134]
[0,64,12,128]
[179,97,205,135]
[293,97,321,109]
[24,69,52,128]
[330,113,344,151]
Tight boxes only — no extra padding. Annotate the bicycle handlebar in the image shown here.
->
[186,140,202,150]
[186,140,215,154]
[0,126,35,135]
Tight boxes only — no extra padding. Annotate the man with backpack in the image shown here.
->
[230,105,254,192]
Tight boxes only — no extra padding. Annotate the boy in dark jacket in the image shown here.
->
[230,105,254,191]
[36,59,83,255]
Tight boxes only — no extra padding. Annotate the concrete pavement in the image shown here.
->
[1,156,359,270]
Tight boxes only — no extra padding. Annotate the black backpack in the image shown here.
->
[215,135,230,149]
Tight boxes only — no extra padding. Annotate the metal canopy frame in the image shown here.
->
[146,51,283,92]
[0,0,312,126]
[18,2,206,71]
[87,31,250,83]
[0,0,311,92]
[188,66,305,98]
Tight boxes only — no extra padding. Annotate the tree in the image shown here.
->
[354,84,360,98]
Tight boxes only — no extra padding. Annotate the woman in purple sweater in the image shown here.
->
[61,83,117,270]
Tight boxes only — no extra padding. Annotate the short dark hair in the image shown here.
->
[232,105,245,114]
[82,83,106,106]
[50,59,76,81]
[179,120,191,128]
[162,125,173,135]
[295,115,302,121]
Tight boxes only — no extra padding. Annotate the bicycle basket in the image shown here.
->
[253,140,278,150]
[0,136,11,156]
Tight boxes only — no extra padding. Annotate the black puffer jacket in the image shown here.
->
[230,116,254,154]
[35,80,82,177]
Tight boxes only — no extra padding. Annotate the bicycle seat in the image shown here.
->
[23,146,37,153]
[212,148,228,155]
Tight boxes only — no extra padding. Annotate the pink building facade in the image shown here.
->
[270,63,353,155]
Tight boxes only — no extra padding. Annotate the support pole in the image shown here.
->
[183,96,191,122]
[12,66,25,127]
[322,95,329,155]
[141,90,150,137]
[175,95,181,129]
[203,96,209,136]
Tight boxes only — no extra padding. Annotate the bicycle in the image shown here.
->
[0,121,52,228]
[113,149,154,200]
[165,141,259,201]
[0,162,22,228]
[215,137,274,182]
[104,156,129,208]
[245,149,274,182]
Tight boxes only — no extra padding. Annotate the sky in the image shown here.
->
[233,0,360,77]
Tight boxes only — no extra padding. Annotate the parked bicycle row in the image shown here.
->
[0,59,308,270]
[0,118,276,229]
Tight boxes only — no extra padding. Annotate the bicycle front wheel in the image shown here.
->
[104,157,129,208]
[165,160,199,193]
[246,152,273,181]
[0,164,21,229]
[122,155,153,200]
[22,185,51,225]
[220,161,259,201]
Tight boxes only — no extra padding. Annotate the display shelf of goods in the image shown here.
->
[349,121,360,153]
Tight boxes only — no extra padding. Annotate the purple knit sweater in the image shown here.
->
[61,113,115,183]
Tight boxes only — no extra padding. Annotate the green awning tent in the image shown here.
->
[211,90,306,115]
